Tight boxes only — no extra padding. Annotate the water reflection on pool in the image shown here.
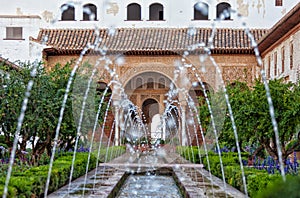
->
[116,175,182,198]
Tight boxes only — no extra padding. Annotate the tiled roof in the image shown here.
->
[0,57,20,71]
[31,28,268,55]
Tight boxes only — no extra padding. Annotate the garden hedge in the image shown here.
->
[177,146,290,197]
[0,153,97,197]
[0,146,126,197]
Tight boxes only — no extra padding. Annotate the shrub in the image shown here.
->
[0,153,97,197]
[255,175,300,198]
[176,146,295,197]
[0,146,126,197]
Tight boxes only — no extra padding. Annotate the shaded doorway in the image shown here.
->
[142,98,159,124]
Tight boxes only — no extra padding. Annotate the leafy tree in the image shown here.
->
[200,79,300,161]
[0,61,77,164]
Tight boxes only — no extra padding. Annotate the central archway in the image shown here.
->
[124,71,176,143]
[123,71,175,110]
[142,98,160,141]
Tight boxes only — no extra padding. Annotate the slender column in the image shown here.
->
[114,105,120,146]
[162,116,166,140]
[181,105,187,146]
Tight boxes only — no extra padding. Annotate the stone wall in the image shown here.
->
[46,53,258,90]
[261,24,300,83]
[45,52,258,146]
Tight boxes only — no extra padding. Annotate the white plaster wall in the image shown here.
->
[0,0,298,28]
[0,0,298,62]
[263,29,300,83]
[0,17,42,62]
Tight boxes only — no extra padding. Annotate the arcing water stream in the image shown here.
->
[2,2,287,197]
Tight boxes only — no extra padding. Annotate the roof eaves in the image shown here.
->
[258,3,300,53]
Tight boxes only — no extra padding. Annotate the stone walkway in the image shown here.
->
[48,166,125,197]
[48,149,246,197]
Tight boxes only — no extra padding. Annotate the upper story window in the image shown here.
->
[216,2,231,20]
[61,4,75,21]
[149,3,164,20]
[194,2,209,20]
[274,52,277,76]
[127,3,141,20]
[267,56,271,79]
[290,42,293,69]
[158,78,165,88]
[5,27,23,40]
[83,4,97,21]
[147,78,154,89]
[275,0,283,6]
[136,78,143,88]
[281,46,285,73]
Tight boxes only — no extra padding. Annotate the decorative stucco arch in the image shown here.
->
[120,62,177,88]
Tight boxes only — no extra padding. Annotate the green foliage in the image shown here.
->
[0,61,77,164]
[177,146,293,197]
[200,79,300,160]
[0,146,125,197]
[0,152,97,197]
[176,146,210,163]
[0,60,112,165]
[247,173,281,198]
[94,146,126,162]
[255,175,300,198]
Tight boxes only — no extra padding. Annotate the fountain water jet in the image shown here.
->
[1,1,290,197]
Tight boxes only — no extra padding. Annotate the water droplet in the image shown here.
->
[192,82,198,87]
[187,27,196,36]
[108,27,116,36]
[83,7,91,15]
[257,57,262,66]
[195,2,208,16]
[251,40,257,48]
[199,54,207,63]
[89,13,96,21]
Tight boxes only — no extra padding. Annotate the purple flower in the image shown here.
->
[21,150,28,154]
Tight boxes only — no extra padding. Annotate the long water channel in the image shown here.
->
[116,174,182,198]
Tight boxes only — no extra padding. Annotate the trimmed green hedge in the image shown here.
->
[0,146,126,197]
[177,146,290,198]
[0,153,97,197]
[255,175,300,198]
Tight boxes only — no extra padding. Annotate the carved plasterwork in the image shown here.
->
[120,64,174,85]
[141,94,160,103]
[187,66,216,90]
[222,66,253,85]
[130,94,137,104]
[97,69,111,84]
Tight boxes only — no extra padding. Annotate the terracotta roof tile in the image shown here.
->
[30,28,268,55]
[0,57,20,70]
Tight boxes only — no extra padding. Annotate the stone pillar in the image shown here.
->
[162,115,166,140]
[177,64,189,146]
[112,81,121,146]
[181,104,187,146]
[114,105,120,146]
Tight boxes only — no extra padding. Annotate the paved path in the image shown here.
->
[48,149,246,197]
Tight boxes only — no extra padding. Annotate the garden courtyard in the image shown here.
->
[0,2,299,197]
[1,61,300,197]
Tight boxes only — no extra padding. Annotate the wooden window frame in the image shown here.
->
[5,27,24,40]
